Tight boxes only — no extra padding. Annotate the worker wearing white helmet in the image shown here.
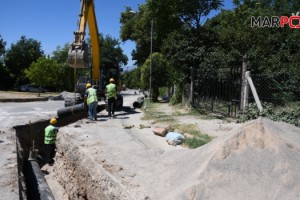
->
[44,118,59,165]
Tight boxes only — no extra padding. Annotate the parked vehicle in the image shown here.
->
[20,85,47,93]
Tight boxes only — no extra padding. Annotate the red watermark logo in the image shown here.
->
[251,12,300,28]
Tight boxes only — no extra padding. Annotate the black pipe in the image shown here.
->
[24,149,55,200]
[57,103,86,118]
[133,97,144,109]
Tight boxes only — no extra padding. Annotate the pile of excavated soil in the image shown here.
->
[45,116,300,200]
[159,118,300,200]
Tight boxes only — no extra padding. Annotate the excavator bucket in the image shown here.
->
[68,41,89,68]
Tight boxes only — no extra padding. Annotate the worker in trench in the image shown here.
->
[44,118,59,165]
[105,78,117,118]
[85,83,98,121]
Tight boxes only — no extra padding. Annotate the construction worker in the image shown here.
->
[44,118,59,165]
[105,78,117,118]
[85,83,98,120]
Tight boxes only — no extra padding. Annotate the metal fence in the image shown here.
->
[191,66,241,117]
[248,74,300,105]
[189,69,300,117]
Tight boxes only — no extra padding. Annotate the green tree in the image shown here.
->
[5,36,44,88]
[140,52,170,102]
[122,68,141,89]
[120,5,154,66]
[121,0,223,104]
[100,34,128,66]
[0,34,5,56]
[175,0,223,31]
[0,34,12,90]
[25,57,61,95]
[205,1,300,103]
[51,44,74,91]
[120,2,181,66]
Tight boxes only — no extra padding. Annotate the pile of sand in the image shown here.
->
[158,118,300,200]
[45,111,300,200]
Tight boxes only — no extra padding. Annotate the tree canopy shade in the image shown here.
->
[5,36,44,88]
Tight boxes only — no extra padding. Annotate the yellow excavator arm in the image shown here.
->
[68,0,100,83]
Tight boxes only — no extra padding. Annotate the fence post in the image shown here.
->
[240,55,247,110]
[243,71,250,111]
[246,71,263,112]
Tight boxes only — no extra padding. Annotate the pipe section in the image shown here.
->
[133,97,144,109]
[25,149,55,200]
[57,103,86,118]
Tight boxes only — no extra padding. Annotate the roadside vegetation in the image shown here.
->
[142,98,213,149]
[238,102,300,127]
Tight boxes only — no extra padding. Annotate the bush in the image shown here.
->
[238,102,274,123]
[238,102,300,127]
[270,107,300,127]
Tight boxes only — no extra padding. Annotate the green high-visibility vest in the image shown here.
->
[44,125,58,144]
[86,88,98,105]
[106,83,117,99]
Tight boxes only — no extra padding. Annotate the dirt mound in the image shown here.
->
[213,119,279,160]
[42,110,300,200]
[166,118,300,200]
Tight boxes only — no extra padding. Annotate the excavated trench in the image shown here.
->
[14,104,129,200]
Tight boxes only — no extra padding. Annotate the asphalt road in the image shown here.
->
[0,100,64,128]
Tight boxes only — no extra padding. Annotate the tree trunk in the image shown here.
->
[189,66,195,105]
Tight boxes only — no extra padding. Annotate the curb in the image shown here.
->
[0,97,49,102]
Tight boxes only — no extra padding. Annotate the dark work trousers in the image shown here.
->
[107,97,116,117]
[44,143,56,164]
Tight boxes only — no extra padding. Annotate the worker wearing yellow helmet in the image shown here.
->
[44,118,59,165]
[86,83,92,88]
[85,83,98,120]
[105,78,117,118]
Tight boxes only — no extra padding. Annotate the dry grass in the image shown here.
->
[142,99,213,148]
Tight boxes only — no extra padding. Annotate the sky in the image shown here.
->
[0,0,234,70]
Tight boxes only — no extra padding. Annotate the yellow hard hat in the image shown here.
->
[86,83,92,88]
[50,118,57,125]
[109,78,114,82]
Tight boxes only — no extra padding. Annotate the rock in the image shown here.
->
[123,125,134,129]
[139,124,151,129]
[153,127,167,137]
